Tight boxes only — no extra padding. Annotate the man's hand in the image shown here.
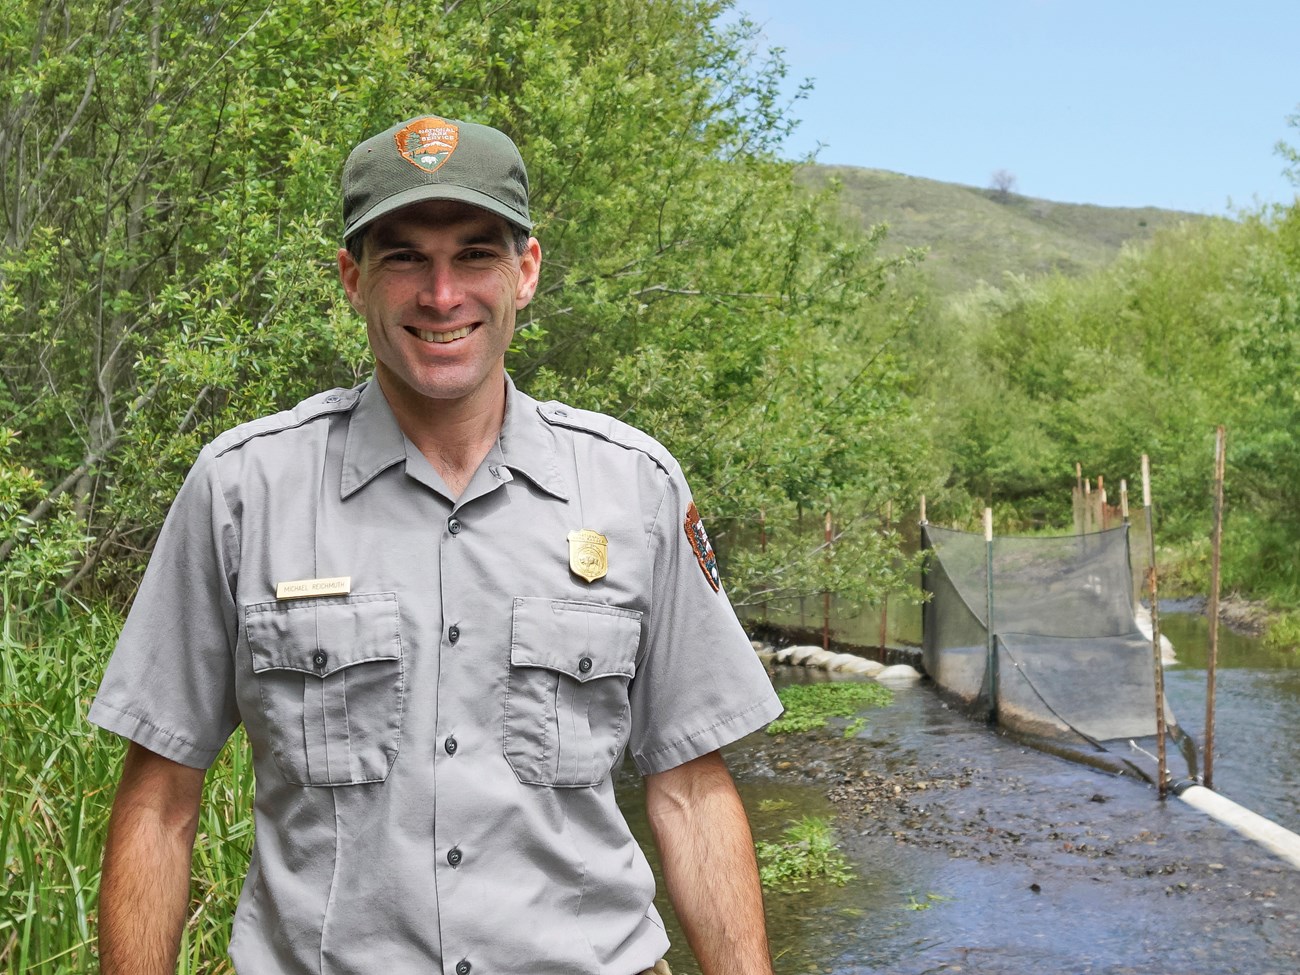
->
[99,742,206,975]
[644,750,775,975]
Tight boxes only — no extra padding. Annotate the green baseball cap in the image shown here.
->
[342,114,532,242]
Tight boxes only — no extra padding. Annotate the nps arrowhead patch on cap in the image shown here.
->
[395,116,459,174]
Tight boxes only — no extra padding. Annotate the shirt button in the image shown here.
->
[578,656,593,674]
[445,736,458,755]
[313,651,327,671]
[455,961,472,975]
[447,517,462,535]
[448,624,460,644]
[447,847,463,867]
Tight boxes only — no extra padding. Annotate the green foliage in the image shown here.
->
[842,716,867,738]
[1263,609,1300,655]
[766,680,893,735]
[0,431,87,604]
[755,815,853,893]
[919,169,1300,604]
[904,891,952,911]
[2,0,929,611]
[1277,104,1300,188]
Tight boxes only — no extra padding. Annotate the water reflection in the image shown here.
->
[1162,611,1300,831]
[615,758,901,975]
[617,611,1300,974]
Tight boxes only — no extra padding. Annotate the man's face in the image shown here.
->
[338,199,541,410]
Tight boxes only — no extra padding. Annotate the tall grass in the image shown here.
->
[0,600,254,974]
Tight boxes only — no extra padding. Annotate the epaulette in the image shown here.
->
[209,385,362,457]
[536,402,675,476]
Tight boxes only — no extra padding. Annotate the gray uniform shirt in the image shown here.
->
[90,375,782,975]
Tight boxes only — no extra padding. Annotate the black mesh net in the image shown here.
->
[922,524,1195,782]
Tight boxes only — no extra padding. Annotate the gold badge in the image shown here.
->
[275,576,352,600]
[567,530,608,583]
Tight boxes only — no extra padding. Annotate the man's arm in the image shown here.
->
[644,750,774,975]
[99,741,206,975]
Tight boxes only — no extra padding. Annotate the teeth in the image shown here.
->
[411,325,473,344]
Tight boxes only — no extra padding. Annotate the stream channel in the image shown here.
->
[616,609,1300,975]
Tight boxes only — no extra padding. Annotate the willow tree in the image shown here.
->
[1,0,927,607]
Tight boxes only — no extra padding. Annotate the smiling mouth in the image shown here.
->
[406,324,475,344]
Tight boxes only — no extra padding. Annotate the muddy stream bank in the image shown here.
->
[619,612,1300,975]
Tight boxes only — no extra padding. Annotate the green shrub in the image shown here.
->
[756,816,853,893]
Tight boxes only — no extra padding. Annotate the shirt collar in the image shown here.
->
[340,378,407,499]
[497,374,569,501]
[340,372,569,502]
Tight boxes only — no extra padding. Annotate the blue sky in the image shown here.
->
[727,1,1300,215]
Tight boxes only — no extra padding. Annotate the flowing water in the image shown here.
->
[1161,610,1300,832]
[619,610,1300,974]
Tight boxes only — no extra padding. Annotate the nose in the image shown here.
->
[416,262,463,314]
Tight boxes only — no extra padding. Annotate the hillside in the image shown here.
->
[800,164,1212,296]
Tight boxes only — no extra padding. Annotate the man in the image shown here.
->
[92,114,782,975]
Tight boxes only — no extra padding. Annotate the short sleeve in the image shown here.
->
[627,466,782,775]
[88,445,242,768]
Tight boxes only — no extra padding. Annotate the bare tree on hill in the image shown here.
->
[990,168,1018,201]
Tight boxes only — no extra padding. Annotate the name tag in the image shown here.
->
[275,576,352,600]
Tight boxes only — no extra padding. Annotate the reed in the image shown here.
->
[0,600,253,974]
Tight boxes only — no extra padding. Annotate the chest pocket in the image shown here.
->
[505,597,643,788]
[245,593,404,787]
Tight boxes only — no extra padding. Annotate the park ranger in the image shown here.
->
[92,114,782,975]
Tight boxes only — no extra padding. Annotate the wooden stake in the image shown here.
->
[1074,462,1084,536]
[1120,479,1129,524]
[919,494,928,526]
[1142,455,1169,797]
[879,501,892,654]
[823,505,833,651]
[1099,475,1109,530]
[797,503,806,628]
[984,507,997,723]
[1205,427,1226,790]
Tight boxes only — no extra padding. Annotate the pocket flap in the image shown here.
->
[246,592,401,677]
[511,597,643,682]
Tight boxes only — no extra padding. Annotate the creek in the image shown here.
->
[618,610,1300,974]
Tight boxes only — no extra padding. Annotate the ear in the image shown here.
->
[338,247,365,315]
[515,237,542,310]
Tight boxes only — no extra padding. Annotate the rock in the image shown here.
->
[773,647,797,665]
[876,663,922,684]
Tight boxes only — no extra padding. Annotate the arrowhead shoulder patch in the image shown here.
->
[684,502,721,592]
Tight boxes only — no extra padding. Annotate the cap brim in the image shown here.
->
[344,183,532,241]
